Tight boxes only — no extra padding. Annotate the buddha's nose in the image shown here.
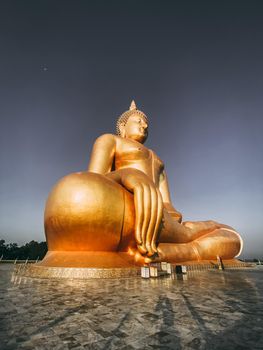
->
[141,120,148,129]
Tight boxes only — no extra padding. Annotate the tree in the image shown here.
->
[0,240,47,260]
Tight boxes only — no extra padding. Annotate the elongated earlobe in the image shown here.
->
[119,123,126,138]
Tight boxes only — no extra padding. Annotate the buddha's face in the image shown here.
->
[120,113,148,143]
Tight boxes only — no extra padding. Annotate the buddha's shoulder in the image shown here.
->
[96,134,129,144]
[94,133,117,145]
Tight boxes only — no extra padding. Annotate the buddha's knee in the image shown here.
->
[44,172,130,251]
[195,229,243,259]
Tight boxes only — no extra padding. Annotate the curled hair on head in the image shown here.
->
[116,100,148,136]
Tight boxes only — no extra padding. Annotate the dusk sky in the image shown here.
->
[0,0,262,258]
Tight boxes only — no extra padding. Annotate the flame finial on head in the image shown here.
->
[129,100,137,111]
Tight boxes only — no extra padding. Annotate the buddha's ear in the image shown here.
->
[119,123,126,138]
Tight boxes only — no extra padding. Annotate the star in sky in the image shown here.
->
[40,64,48,72]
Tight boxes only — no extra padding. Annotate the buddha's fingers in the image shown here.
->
[151,189,163,254]
[141,184,151,254]
[134,185,144,247]
[145,187,157,256]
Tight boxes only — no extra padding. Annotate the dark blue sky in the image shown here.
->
[0,0,262,258]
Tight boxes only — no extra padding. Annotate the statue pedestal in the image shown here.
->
[20,251,141,278]
[13,253,252,279]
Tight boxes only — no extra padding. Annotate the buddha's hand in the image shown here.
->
[106,168,163,257]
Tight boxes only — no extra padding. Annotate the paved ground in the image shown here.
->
[0,264,263,350]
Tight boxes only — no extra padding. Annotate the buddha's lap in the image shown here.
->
[44,171,186,249]
[44,171,241,255]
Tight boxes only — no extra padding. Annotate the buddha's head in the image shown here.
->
[116,101,148,144]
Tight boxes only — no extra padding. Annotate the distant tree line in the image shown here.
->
[0,240,47,260]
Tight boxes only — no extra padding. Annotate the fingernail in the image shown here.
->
[152,243,157,252]
[138,245,147,254]
[146,245,154,256]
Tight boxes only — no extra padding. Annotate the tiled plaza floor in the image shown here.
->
[0,264,263,350]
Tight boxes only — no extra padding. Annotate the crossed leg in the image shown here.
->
[154,211,242,262]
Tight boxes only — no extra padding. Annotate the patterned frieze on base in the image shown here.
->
[14,264,140,279]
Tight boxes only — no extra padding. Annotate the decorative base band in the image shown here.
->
[14,264,140,279]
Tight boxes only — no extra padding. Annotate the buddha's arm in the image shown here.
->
[88,135,162,257]
[88,134,116,173]
[159,170,182,223]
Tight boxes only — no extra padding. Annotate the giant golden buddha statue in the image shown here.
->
[41,101,243,272]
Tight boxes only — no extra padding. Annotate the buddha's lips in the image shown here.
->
[140,128,148,134]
